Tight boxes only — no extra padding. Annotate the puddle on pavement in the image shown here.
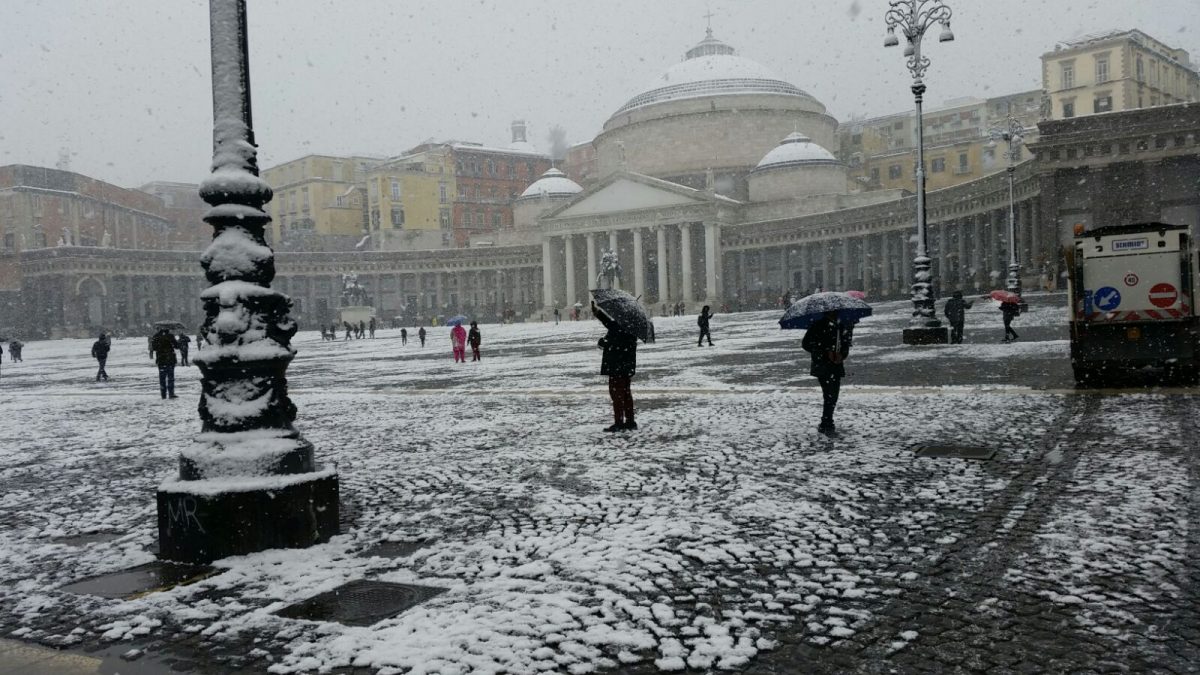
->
[274,579,446,626]
[54,532,124,546]
[60,562,217,599]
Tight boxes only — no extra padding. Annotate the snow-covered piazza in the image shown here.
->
[2,294,1198,673]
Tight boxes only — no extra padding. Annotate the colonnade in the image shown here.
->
[542,222,722,310]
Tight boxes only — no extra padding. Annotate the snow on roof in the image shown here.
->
[752,133,841,172]
[613,33,813,115]
[517,168,582,200]
[450,142,547,157]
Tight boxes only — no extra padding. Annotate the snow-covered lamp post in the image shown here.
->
[885,0,954,345]
[156,0,338,564]
[988,115,1025,298]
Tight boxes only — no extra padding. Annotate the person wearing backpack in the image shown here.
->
[91,332,111,382]
[697,305,715,347]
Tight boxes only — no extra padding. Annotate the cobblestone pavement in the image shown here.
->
[1,294,1198,673]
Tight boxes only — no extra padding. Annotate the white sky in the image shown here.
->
[1,0,1194,187]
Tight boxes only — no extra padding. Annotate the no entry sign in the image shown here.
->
[1148,283,1178,308]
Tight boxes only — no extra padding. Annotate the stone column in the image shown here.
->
[632,228,646,300]
[541,238,554,308]
[704,222,719,302]
[859,237,870,292]
[900,233,912,293]
[656,226,668,304]
[586,232,597,291]
[955,219,967,290]
[608,230,620,290]
[970,216,984,290]
[679,223,694,304]
[841,237,851,290]
[564,234,576,308]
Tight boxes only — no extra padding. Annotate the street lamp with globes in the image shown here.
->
[884,0,954,345]
[988,115,1025,298]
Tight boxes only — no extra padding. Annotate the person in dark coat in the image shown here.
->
[369,317,377,339]
[418,326,426,347]
[91,332,111,382]
[554,307,560,325]
[942,291,973,345]
[592,300,638,432]
[150,327,179,399]
[175,333,191,365]
[358,320,366,339]
[343,321,352,340]
[697,305,715,346]
[801,310,853,436]
[1000,300,1020,342]
[468,321,482,361]
[401,327,408,345]
[9,340,22,362]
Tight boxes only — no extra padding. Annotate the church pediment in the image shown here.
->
[549,173,711,219]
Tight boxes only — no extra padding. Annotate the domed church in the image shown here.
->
[533,29,891,314]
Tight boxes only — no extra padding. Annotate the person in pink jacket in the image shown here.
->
[450,323,467,363]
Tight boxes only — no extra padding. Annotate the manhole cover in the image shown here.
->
[913,445,996,460]
[61,561,216,599]
[360,539,432,559]
[274,579,446,626]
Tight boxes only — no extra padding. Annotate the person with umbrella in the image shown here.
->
[943,291,973,345]
[468,320,482,361]
[781,292,870,437]
[450,320,467,363]
[592,299,640,432]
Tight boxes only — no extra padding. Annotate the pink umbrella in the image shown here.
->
[845,290,867,300]
[990,290,1021,304]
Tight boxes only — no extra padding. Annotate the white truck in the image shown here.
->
[1067,222,1200,385]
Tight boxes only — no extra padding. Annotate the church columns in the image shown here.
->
[656,225,669,304]
[704,222,719,302]
[564,234,577,307]
[586,232,597,290]
[841,238,851,290]
[680,223,694,304]
[956,218,968,290]
[541,238,554,308]
[632,228,646,300]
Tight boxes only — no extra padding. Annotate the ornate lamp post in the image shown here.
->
[156,0,338,564]
[885,0,954,345]
[988,115,1025,297]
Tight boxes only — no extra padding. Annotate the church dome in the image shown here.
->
[752,132,841,172]
[613,30,817,116]
[517,168,583,200]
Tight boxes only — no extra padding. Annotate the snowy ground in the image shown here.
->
[1,292,1198,673]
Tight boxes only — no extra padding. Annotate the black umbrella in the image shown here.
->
[591,288,651,342]
[154,320,186,331]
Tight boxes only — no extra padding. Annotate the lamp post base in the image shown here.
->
[156,469,339,564]
[903,326,949,345]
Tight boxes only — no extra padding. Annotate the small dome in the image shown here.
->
[518,168,583,200]
[753,132,840,172]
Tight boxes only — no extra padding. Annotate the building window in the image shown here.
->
[958,153,969,170]
[35,232,46,247]
[888,164,902,180]
[492,212,502,228]
[486,159,495,176]
[390,180,401,200]
[1062,101,1075,118]
[371,209,380,227]
[301,187,309,210]
[1094,95,1112,113]
[870,168,880,183]
[439,182,448,204]
[893,121,903,130]
[335,195,346,207]
[3,233,13,249]
[1095,57,1109,84]
[439,208,450,228]
[332,162,344,181]
[931,158,946,173]
[391,206,404,226]
[1061,62,1074,89]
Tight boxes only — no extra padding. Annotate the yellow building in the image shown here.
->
[363,147,455,251]
[839,90,1041,192]
[1043,29,1200,121]
[261,154,380,248]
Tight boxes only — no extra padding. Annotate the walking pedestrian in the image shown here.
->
[801,310,853,436]
[196,329,204,350]
[468,321,482,361]
[356,320,365,339]
[697,305,715,346]
[1000,299,1020,343]
[592,300,638,432]
[401,327,408,345]
[451,322,467,363]
[175,333,191,365]
[418,326,427,347]
[943,291,973,345]
[344,321,352,340]
[554,307,560,325]
[91,332,111,382]
[9,340,23,362]
[369,317,377,339]
[150,326,179,399]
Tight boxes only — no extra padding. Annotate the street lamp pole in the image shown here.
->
[885,0,954,345]
[989,115,1025,297]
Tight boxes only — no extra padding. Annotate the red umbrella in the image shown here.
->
[845,290,867,300]
[990,290,1021,304]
